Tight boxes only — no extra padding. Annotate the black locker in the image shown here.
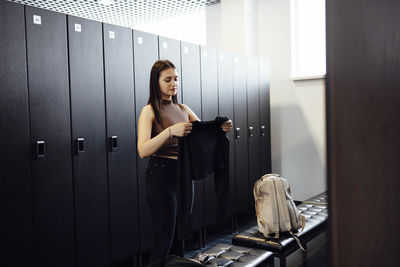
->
[0,2,33,266]
[200,47,218,227]
[181,42,204,233]
[103,24,140,261]
[258,60,271,175]
[68,16,109,266]
[158,36,182,103]
[25,6,75,266]
[246,57,261,207]
[217,50,236,218]
[133,30,159,250]
[233,54,250,212]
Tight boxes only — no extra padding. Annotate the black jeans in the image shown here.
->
[146,156,177,266]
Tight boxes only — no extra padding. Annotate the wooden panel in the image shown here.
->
[181,42,204,232]
[0,1,33,265]
[68,16,109,266]
[133,30,159,250]
[258,59,271,175]
[326,0,400,266]
[25,6,75,266]
[217,50,236,217]
[104,24,140,260]
[233,54,249,212]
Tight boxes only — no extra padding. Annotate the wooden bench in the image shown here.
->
[232,192,328,267]
[191,243,274,266]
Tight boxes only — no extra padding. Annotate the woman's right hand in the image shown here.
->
[169,122,193,137]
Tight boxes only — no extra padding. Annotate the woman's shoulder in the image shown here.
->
[141,104,155,118]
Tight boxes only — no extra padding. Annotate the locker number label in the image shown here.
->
[33,15,41,25]
[234,57,239,63]
[109,31,115,39]
[203,50,207,57]
[184,47,189,54]
[75,24,81,32]
[138,37,143,44]
[162,41,168,49]
[220,54,224,61]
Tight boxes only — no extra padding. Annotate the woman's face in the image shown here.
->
[159,67,178,100]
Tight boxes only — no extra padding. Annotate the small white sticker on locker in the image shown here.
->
[248,60,252,66]
[203,50,207,57]
[220,54,224,61]
[234,57,239,63]
[109,31,115,39]
[75,24,81,32]
[184,47,189,54]
[163,41,168,49]
[33,15,41,25]
[138,37,143,44]
[260,63,263,68]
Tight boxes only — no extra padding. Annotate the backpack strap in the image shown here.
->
[289,231,306,252]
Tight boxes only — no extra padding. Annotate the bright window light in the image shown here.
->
[134,10,206,46]
[291,0,326,78]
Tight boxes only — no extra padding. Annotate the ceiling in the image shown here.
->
[8,0,220,28]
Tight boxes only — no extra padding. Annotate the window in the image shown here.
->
[291,0,326,78]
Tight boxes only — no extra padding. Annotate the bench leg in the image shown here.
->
[279,256,286,267]
[202,227,207,248]
[302,243,308,263]
[231,215,237,233]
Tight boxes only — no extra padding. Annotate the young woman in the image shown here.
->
[137,60,232,266]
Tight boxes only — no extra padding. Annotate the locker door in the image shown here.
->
[258,60,271,174]
[246,57,261,206]
[68,16,109,266]
[200,47,218,227]
[217,50,236,218]
[159,36,182,103]
[133,30,159,250]
[233,54,250,212]
[181,42,203,233]
[25,6,75,266]
[104,24,140,261]
[0,2,33,266]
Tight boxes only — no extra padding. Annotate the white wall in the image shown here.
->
[206,0,326,200]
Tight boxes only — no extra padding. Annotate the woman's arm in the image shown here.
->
[137,105,192,158]
[181,104,200,122]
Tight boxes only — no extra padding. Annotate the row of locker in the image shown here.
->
[0,1,271,267]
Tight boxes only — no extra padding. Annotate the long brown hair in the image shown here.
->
[148,60,179,126]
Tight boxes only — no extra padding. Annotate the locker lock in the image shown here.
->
[261,125,266,136]
[248,126,254,137]
[235,128,241,139]
[76,138,85,155]
[110,136,118,152]
[35,141,46,159]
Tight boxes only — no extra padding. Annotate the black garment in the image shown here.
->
[176,116,230,240]
[146,156,178,266]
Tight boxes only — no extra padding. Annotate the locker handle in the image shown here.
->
[76,138,85,155]
[261,125,266,136]
[248,126,254,137]
[36,141,45,159]
[235,128,241,139]
[110,136,118,152]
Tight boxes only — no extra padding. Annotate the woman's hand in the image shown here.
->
[221,120,233,132]
[169,122,193,137]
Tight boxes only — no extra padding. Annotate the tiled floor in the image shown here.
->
[184,212,329,267]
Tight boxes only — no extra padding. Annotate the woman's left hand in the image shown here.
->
[221,120,233,132]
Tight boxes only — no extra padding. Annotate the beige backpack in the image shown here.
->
[254,174,306,250]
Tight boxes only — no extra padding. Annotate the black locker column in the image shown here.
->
[246,57,261,208]
[181,42,204,236]
[0,2,33,266]
[68,17,109,266]
[133,30,159,251]
[103,24,140,261]
[200,47,218,228]
[25,7,75,266]
[217,50,236,219]
[233,54,250,212]
[258,60,272,175]
[159,36,182,103]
